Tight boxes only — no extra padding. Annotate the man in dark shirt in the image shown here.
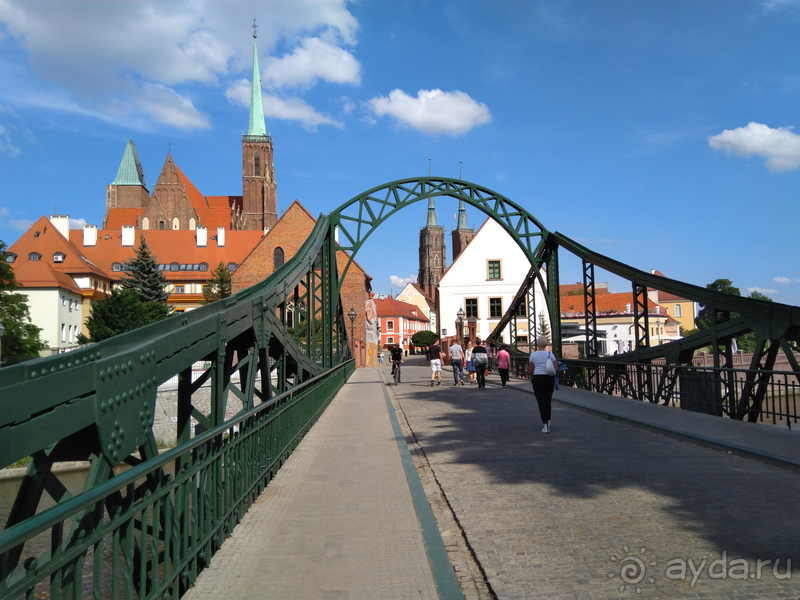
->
[472,338,489,389]
[429,339,443,387]
[390,344,404,379]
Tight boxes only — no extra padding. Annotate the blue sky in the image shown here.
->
[1,0,798,306]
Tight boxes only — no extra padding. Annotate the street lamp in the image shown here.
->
[456,307,465,345]
[348,307,357,356]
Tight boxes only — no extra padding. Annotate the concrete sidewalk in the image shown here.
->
[183,367,461,600]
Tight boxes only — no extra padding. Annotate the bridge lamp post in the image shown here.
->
[456,308,465,346]
[348,307,357,356]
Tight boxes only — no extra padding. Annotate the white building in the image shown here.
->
[438,218,549,345]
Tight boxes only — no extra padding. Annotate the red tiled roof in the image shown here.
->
[8,216,109,280]
[105,208,145,229]
[12,261,82,294]
[174,162,208,209]
[206,196,238,209]
[560,291,665,316]
[375,297,430,322]
[69,228,264,281]
[195,208,231,230]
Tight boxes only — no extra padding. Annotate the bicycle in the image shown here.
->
[392,361,402,385]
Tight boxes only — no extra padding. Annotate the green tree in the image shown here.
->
[121,234,170,322]
[537,311,551,342]
[695,278,741,330]
[411,330,437,349]
[0,241,47,364]
[77,288,149,344]
[202,261,232,304]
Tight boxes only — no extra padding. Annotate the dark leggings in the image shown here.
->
[475,364,487,388]
[499,368,509,387]
[531,375,554,423]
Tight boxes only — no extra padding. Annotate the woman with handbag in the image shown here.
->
[527,336,558,434]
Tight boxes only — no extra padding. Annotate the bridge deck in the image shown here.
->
[185,358,799,600]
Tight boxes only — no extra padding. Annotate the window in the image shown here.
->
[202,284,210,294]
[489,297,503,318]
[487,260,501,280]
[61,323,66,342]
[674,304,682,318]
[174,285,184,294]
[112,262,122,272]
[29,252,42,261]
[199,263,208,272]
[387,320,394,331]
[227,262,237,272]
[5,253,15,263]
[53,252,65,263]
[254,151,260,176]
[515,302,527,317]
[159,221,165,230]
[62,295,66,306]
[170,262,179,271]
[387,337,394,344]
[465,298,478,318]
[274,247,284,271]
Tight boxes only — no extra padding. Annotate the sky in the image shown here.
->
[1,0,798,306]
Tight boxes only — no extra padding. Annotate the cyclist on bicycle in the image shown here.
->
[390,344,404,383]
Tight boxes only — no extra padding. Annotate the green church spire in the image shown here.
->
[111,139,147,187]
[426,197,437,227]
[248,24,267,137]
[456,199,469,230]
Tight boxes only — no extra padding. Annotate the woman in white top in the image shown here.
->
[527,336,558,434]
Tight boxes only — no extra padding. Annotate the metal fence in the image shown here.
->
[506,356,798,429]
[0,359,354,600]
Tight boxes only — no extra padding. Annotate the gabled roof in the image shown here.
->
[560,291,665,316]
[69,229,264,282]
[173,161,208,209]
[375,297,430,322]
[110,139,147,188]
[409,282,435,306]
[11,261,82,294]
[8,216,109,280]
[439,217,491,282]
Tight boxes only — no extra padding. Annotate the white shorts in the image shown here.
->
[430,359,442,373]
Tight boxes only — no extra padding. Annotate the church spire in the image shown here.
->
[426,197,437,227]
[456,199,469,230]
[248,21,267,137]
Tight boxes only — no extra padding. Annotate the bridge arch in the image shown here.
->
[329,177,552,300]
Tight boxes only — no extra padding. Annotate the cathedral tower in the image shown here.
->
[242,27,277,231]
[451,199,474,261]
[104,139,149,228]
[418,197,446,299]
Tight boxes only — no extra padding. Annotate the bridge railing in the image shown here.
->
[0,359,354,599]
[507,356,798,429]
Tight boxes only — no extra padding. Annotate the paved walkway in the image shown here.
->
[186,358,799,600]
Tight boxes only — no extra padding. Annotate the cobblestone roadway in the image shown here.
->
[390,360,799,600]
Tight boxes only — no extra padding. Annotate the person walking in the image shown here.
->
[449,338,465,386]
[429,338,443,387]
[465,342,476,385]
[497,343,511,390]
[527,336,558,434]
[472,338,488,389]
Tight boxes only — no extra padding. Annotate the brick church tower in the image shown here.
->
[418,197,446,299]
[451,199,474,261]
[241,29,277,232]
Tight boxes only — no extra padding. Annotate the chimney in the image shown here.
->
[122,225,135,247]
[196,226,207,247]
[50,215,70,239]
[83,224,97,247]
[216,227,225,247]
[625,303,631,313]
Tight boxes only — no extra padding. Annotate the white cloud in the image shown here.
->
[389,274,418,288]
[69,218,88,230]
[225,79,341,130]
[263,36,361,90]
[367,89,491,137]
[1,1,358,131]
[709,122,800,172]
[0,207,9,217]
[774,276,792,285]
[9,219,33,231]
[0,125,21,157]
[748,286,778,296]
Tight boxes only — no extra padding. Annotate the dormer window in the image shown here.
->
[199,262,208,272]
[5,253,16,263]
[53,252,66,263]
[33,231,40,238]
[29,252,42,261]
[112,262,122,272]
[227,262,237,272]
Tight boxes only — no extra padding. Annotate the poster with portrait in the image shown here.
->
[365,299,378,345]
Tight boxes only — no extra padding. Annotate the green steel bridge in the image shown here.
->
[2,177,798,599]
